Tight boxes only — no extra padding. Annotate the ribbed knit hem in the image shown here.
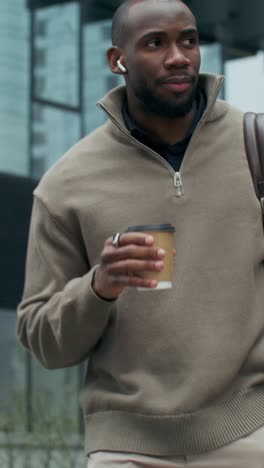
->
[84,386,264,456]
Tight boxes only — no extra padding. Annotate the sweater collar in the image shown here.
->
[97,73,227,129]
[122,87,207,149]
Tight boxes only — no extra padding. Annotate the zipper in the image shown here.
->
[174,172,182,197]
[97,76,224,198]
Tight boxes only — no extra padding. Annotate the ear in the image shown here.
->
[107,46,126,75]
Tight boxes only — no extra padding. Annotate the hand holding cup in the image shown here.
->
[93,224,175,300]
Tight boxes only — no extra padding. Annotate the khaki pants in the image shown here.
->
[87,425,264,467]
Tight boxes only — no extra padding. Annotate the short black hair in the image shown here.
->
[111,0,131,47]
[111,0,188,47]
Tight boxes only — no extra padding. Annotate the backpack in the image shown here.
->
[243,113,264,227]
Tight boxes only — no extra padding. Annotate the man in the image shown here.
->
[17,0,264,466]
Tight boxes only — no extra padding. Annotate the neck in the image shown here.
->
[127,95,197,145]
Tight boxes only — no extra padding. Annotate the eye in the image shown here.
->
[146,38,163,48]
[182,37,197,47]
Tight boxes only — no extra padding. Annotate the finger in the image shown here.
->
[106,232,154,248]
[109,274,158,289]
[106,259,164,276]
[102,245,166,263]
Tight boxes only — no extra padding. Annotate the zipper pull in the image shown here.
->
[174,172,183,197]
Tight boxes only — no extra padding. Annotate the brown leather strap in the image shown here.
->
[244,112,264,225]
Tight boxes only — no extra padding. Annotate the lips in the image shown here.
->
[161,75,193,85]
[159,75,194,93]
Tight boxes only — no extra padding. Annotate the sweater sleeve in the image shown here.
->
[17,196,114,369]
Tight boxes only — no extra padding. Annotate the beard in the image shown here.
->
[131,75,198,119]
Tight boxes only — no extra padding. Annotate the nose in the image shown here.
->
[164,43,191,69]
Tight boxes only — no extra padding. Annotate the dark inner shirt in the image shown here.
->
[122,88,207,172]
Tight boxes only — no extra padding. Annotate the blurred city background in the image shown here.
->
[0,0,263,466]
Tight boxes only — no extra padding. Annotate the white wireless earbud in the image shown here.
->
[117,59,127,73]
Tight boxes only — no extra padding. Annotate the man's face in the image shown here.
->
[123,0,201,118]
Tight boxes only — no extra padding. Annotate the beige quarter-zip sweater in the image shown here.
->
[17,74,264,456]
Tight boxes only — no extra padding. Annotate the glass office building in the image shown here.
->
[0,1,30,175]
[0,1,263,467]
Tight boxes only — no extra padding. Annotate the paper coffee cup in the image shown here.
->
[126,224,175,291]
